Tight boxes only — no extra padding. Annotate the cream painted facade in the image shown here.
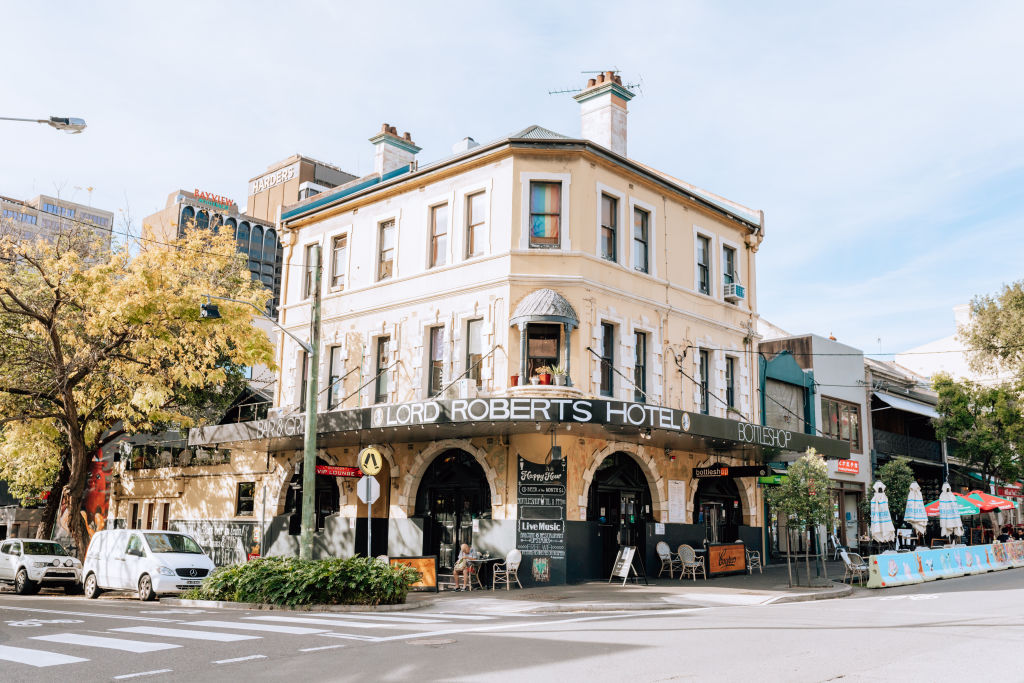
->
[1,193,113,246]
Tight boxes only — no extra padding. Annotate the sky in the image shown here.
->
[2,0,1022,356]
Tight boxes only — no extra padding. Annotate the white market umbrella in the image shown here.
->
[870,481,896,543]
[904,481,928,536]
[938,482,965,540]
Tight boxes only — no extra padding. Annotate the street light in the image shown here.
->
[0,115,87,134]
[200,247,322,562]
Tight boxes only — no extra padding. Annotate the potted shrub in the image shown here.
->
[550,365,567,386]
[529,375,541,385]
[536,366,553,385]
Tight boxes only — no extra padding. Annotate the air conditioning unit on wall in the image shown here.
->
[724,282,746,303]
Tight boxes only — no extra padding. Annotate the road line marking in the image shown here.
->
[213,654,267,664]
[312,613,446,623]
[316,633,380,641]
[112,626,261,642]
[31,633,180,653]
[0,644,89,667]
[113,669,174,679]
[0,605,181,623]
[406,612,494,620]
[188,620,328,635]
[300,644,347,652]
[244,615,390,628]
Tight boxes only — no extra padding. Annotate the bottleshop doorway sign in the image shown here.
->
[516,456,566,586]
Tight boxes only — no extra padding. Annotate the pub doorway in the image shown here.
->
[694,472,743,543]
[284,457,340,536]
[415,450,491,570]
[588,452,653,577]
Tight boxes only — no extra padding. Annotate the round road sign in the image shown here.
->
[358,446,383,476]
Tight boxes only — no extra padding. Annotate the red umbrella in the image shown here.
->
[965,490,1017,511]
[925,492,980,517]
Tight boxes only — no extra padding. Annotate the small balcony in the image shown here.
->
[124,444,230,470]
[873,428,942,464]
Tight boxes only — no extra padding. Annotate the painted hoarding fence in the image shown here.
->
[866,541,1024,588]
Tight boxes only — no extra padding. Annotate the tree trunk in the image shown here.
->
[36,454,70,540]
[804,529,811,587]
[61,394,92,560]
[785,546,793,588]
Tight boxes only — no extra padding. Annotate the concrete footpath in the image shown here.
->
[404,560,852,613]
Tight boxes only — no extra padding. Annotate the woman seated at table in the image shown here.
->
[452,543,479,591]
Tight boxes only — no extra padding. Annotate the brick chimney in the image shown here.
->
[369,123,421,175]
[572,71,635,156]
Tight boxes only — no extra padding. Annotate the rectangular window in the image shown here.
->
[236,482,255,517]
[697,235,711,295]
[699,349,710,415]
[429,203,448,268]
[822,397,862,452]
[725,356,736,408]
[466,319,483,387]
[633,331,647,403]
[330,234,347,289]
[428,326,445,397]
[526,323,560,376]
[529,181,561,248]
[130,503,140,530]
[600,322,615,397]
[466,192,486,258]
[723,245,736,286]
[378,220,395,280]
[302,243,317,298]
[327,346,345,410]
[633,208,649,273]
[298,351,309,411]
[374,336,390,404]
[161,502,170,531]
[600,194,617,262]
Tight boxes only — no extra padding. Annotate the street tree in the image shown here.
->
[765,448,833,586]
[960,281,1024,380]
[876,457,914,524]
[0,224,273,555]
[932,374,1024,484]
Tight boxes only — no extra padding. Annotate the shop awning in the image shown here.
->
[189,396,851,461]
[873,392,940,420]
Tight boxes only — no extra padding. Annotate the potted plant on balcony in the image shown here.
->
[510,374,520,387]
[536,366,553,386]
[550,365,567,386]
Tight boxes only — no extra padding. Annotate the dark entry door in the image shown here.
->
[590,453,652,577]
[415,451,490,569]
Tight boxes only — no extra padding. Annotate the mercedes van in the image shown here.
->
[82,529,216,601]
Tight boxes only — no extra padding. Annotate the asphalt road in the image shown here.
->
[1,568,1022,682]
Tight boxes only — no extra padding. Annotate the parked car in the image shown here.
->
[82,529,216,601]
[0,538,82,595]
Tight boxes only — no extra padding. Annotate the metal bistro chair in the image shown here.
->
[656,541,682,578]
[736,540,763,574]
[678,544,706,581]
[492,549,523,590]
[840,550,868,586]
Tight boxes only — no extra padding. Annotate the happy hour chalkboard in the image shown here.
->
[516,456,566,585]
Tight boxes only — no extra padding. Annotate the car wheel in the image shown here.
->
[138,574,156,601]
[14,569,38,596]
[83,573,101,599]
[64,582,84,595]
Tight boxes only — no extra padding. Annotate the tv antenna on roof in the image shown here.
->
[548,70,644,96]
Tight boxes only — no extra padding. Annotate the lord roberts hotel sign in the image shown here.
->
[191,398,849,460]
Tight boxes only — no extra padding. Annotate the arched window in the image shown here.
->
[224,216,237,239]
[211,213,222,233]
[179,206,195,237]
[250,225,264,261]
[264,229,277,263]
[196,210,209,231]
[236,222,250,252]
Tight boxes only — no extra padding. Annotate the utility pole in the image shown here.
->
[299,245,323,561]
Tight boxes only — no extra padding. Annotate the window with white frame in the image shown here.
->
[723,245,736,286]
[378,220,395,281]
[429,203,448,268]
[327,346,345,409]
[330,234,347,289]
[302,243,317,298]
[466,192,486,258]
[374,337,390,403]
[529,181,561,248]
[600,322,615,397]
[699,349,710,414]
[725,356,736,409]
[633,207,649,273]
[633,330,647,403]
[696,234,711,295]
[466,319,483,387]
[428,326,445,397]
[600,193,617,262]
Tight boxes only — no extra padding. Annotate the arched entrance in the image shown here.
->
[415,450,491,569]
[588,452,654,577]
[693,470,744,543]
[282,457,340,536]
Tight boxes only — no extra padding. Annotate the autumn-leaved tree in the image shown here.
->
[0,223,274,555]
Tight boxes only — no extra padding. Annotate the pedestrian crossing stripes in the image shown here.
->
[112,626,262,642]
[31,633,181,653]
[0,643,89,667]
[188,619,329,634]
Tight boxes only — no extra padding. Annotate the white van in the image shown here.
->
[82,529,216,601]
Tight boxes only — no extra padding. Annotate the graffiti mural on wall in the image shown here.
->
[55,451,113,548]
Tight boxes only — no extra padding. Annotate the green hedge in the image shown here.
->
[183,556,421,606]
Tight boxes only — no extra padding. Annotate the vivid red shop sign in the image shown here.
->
[837,459,859,475]
[315,465,363,478]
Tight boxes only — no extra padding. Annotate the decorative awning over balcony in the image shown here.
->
[510,288,579,328]
[873,392,940,420]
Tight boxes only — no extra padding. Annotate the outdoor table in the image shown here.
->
[466,557,500,591]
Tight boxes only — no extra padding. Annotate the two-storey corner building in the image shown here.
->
[189,74,848,583]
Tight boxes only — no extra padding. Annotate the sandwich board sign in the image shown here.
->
[608,545,648,586]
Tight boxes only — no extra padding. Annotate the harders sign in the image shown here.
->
[837,459,860,475]
[315,465,362,478]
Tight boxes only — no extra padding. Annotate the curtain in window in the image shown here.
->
[530,182,561,243]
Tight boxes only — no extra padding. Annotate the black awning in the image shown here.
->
[189,397,850,461]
